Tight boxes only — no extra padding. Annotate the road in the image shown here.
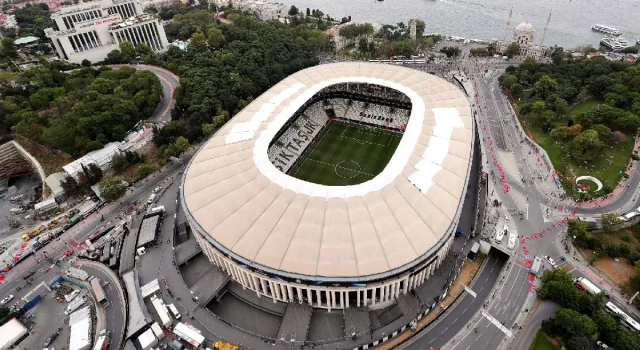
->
[509,302,561,350]
[81,262,126,350]
[402,252,506,350]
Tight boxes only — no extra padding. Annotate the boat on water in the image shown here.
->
[637,38,640,46]
[592,24,621,36]
[600,35,631,51]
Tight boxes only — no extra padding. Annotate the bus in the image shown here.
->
[91,278,109,308]
[605,302,640,332]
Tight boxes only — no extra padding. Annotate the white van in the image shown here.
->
[147,193,156,204]
[624,212,637,221]
[166,303,181,319]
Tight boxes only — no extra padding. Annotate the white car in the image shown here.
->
[544,255,557,268]
[0,295,14,305]
[507,232,517,250]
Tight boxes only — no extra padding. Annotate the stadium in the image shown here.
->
[180,62,475,310]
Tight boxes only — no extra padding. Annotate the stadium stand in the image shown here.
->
[267,103,329,172]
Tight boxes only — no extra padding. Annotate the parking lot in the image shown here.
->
[13,284,75,350]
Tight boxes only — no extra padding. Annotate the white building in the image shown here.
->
[45,0,168,64]
[2,14,18,29]
[497,12,551,60]
[63,142,122,179]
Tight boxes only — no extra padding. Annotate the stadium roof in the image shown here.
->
[182,62,474,280]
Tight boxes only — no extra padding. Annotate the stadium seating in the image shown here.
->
[268,102,329,172]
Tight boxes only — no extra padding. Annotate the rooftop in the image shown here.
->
[182,62,474,280]
[13,36,39,45]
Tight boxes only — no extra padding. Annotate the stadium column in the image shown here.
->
[382,285,388,302]
[395,281,401,298]
[315,290,321,308]
[269,280,279,302]
[344,291,348,308]
[296,287,302,304]
[331,290,336,310]
[370,288,376,305]
[402,277,409,294]
[251,275,261,298]
[363,289,368,306]
[356,289,361,307]
[260,279,268,299]
[287,285,294,302]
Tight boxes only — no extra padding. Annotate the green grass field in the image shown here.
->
[290,121,402,186]
[529,330,559,350]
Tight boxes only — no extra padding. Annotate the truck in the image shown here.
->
[531,256,543,275]
[65,267,89,281]
[467,242,480,260]
[137,328,158,350]
[575,277,602,295]
[150,296,172,327]
[173,322,204,347]
[150,322,165,340]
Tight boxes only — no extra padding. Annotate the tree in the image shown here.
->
[97,175,128,202]
[204,27,225,49]
[60,175,82,197]
[532,75,560,100]
[137,163,158,179]
[550,126,573,140]
[358,38,369,53]
[0,37,18,58]
[174,136,190,154]
[505,42,520,57]
[105,49,123,64]
[590,124,611,141]
[565,336,592,350]
[570,130,604,160]
[600,213,623,232]
[287,5,298,16]
[414,20,425,39]
[119,41,136,62]
[306,7,310,16]
[553,308,598,338]
[81,59,91,67]
[81,163,103,186]
[311,9,324,18]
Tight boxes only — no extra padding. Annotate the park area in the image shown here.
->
[523,99,635,199]
[289,120,402,186]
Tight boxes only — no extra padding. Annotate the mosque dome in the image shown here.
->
[515,22,535,32]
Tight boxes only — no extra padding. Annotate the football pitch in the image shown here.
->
[290,120,402,186]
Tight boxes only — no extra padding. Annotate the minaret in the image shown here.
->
[540,11,551,46]
[503,7,513,42]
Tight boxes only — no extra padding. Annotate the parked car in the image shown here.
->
[44,330,60,346]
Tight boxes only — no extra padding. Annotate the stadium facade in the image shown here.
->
[45,0,168,64]
[181,62,476,310]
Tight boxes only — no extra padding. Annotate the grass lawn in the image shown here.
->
[521,98,634,198]
[290,120,402,186]
[529,330,560,350]
[567,98,601,119]
[530,126,633,196]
